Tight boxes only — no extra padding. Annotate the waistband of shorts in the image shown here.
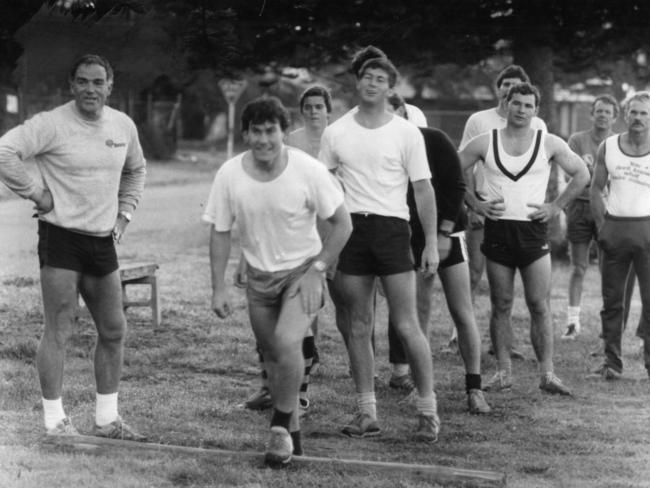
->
[246,257,315,278]
[38,220,113,240]
[605,213,650,222]
[351,212,406,221]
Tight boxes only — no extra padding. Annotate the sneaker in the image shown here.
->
[93,416,147,442]
[46,417,79,436]
[341,412,381,438]
[244,387,273,411]
[298,398,310,418]
[389,373,415,392]
[483,370,513,392]
[561,323,581,340]
[412,414,440,443]
[311,347,320,375]
[265,426,293,465]
[539,372,572,396]
[467,389,491,414]
[588,364,622,380]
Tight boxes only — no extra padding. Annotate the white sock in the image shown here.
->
[356,392,377,420]
[415,391,438,417]
[42,397,66,430]
[95,392,119,427]
[567,306,581,325]
[392,363,409,377]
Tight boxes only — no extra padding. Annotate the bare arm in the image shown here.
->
[589,142,608,230]
[527,135,589,222]
[291,203,352,315]
[209,228,232,318]
[412,179,440,273]
[459,133,505,220]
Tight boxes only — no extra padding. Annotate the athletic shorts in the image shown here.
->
[566,199,597,244]
[246,258,325,309]
[37,220,118,276]
[337,213,414,276]
[481,219,550,269]
[411,230,468,270]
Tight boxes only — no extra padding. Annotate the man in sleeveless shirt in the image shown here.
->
[459,83,589,395]
[458,65,546,357]
[590,91,650,380]
[563,95,638,340]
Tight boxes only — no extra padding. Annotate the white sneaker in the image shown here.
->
[561,322,581,340]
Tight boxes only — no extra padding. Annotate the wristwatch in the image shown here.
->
[312,260,327,273]
[118,210,133,222]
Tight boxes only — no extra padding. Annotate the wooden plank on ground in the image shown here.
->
[40,434,507,487]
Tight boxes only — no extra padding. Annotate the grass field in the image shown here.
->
[1,156,649,487]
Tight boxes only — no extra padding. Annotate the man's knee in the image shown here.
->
[571,261,588,278]
[526,296,549,318]
[490,292,513,316]
[97,316,126,343]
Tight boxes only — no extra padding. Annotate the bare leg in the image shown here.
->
[439,262,482,375]
[37,266,80,399]
[80,270,126,394]
[520,255,553,372]
[485,259,516,373]
[381,271,433,396]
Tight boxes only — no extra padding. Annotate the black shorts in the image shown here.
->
[37,220,119,276]
[411,231,468,269]
[338,213,414,276]
[481,219,550,269]
[566,199,597,244]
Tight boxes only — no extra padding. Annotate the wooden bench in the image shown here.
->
[120,262,161,328]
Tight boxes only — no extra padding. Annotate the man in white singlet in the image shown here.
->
[459,83,589,396]
[590,90,650,381]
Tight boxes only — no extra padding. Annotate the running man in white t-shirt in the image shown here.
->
[203,97,351,465]
[320,56,441,442]
[241,85,334,414]
[460,83,588,396]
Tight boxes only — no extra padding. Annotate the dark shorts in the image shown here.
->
[411,231,468,269]
[566,199,597,244]
[481,219,550,269]
[37,220,118,276]
[338,213,414,276]
[246,258,325,309]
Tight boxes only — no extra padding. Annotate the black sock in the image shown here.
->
[291,430,303,455]
[270,408,292,430]
[466,374,482,393]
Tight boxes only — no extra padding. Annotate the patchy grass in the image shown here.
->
[1,162,650,487]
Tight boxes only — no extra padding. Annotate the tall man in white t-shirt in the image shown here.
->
[458,64,547,356]
[320,56,442,442]
[204,97,351,465]
[590,91,650,380]
[0,54,147,440]
[460,83,588,395]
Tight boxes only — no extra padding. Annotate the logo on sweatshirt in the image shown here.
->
[105,139,126,148]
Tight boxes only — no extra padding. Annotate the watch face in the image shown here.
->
[314,260,326,272]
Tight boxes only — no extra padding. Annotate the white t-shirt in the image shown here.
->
[604,135,650,217]
[319,111,430,220]
[483,129,550,221]
[405,104,428,127]
[202,147,344,272]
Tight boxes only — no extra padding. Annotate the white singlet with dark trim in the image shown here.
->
[604,134,650,217]
[482,129,550,221]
